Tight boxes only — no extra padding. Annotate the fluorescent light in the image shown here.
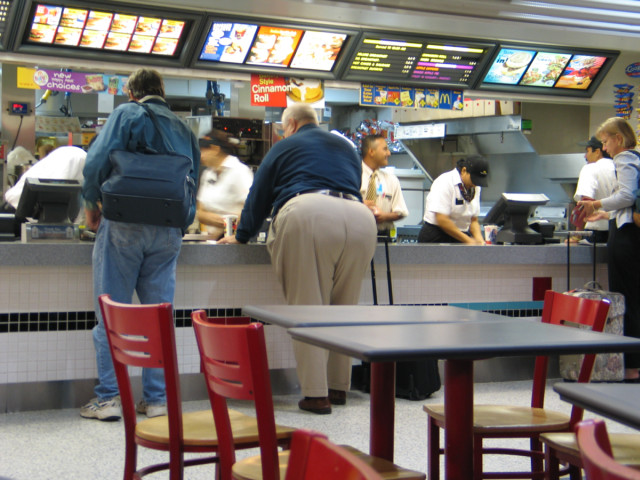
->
[500,11,640,32]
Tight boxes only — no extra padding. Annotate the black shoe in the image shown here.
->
[298,397,332,414]
[329,389,347,405]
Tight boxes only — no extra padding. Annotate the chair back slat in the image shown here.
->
[192,312,280,480]
[99,294,184,477]
[531,290,610,417]
[576,420,640,480]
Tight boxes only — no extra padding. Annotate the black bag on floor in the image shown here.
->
[353,237,441,399]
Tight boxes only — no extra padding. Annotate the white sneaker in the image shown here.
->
[80,396,121,421]
[136,400,167,418]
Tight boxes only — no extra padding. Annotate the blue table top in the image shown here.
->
[242,304,506,328]
[554,383,640,430]
[287,321,640,362]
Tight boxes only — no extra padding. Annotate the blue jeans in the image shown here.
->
[92,218,182,404]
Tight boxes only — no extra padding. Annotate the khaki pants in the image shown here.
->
[267,193,377,397]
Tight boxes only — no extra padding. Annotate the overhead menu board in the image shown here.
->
[14,0,200,65]
[192,17,355,79]
[477,45,618,97]
[341,32,495,88]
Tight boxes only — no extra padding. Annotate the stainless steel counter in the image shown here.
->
[0,241,606,266]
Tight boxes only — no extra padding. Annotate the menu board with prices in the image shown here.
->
[344,33,493,88]
[197,19,349,74]
[479,46,616,96]
[25,3,188,57]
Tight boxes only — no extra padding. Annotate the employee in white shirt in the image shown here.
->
[4,145,86,213]
[360,134,408,237]
[572,135,615,243]
[418,156,489,244]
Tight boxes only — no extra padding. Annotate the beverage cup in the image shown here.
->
[484,224,498,244]
[222,214,238,237]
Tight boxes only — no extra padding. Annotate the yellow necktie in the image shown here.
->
[365,172,378,202]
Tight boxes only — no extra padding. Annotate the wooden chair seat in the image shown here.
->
[232,446,425,480]
[136,409,296,448]
[422,291,612,480]
[424,404,570,433]
[541,431,640,468]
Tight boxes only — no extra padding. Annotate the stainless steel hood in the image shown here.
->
[397,115,577,205]
[398,115,535,182]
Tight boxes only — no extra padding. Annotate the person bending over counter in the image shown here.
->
[2,145,86,217]
[218,103,377,415]
[360,134,408,237]
[418,157,489,244]
[196,129,253,239]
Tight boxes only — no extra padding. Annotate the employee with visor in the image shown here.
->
[418,156,489,244]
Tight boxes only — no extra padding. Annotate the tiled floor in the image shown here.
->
[0,379,636,479]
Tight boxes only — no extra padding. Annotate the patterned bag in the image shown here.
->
[559,282,625,382]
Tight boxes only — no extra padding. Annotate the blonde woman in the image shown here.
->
[579,117,640,382]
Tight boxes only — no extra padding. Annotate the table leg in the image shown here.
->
[370,361,395,461]
[444,359,474,480]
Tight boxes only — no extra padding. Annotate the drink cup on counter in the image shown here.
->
[222,214,238,237]
[483,224,498,245]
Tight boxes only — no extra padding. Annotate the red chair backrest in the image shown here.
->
[531,291,610,425]
[285,430,384,480]
[98,294,184,470]
[191,310,279,480]
[576,419,640,480]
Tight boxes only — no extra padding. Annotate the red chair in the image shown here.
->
[576,420,640,480]
[284,429,384,480]
[423,290,611,480]
[191,309,425,480]
[99,295,293,480]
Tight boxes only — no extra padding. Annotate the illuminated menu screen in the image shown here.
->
[198,21,348,72]
[26,4,187,56]
[344,34,492,87]
[482,48,610,91]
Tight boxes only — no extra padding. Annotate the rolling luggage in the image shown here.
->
[559,281,625,382]
[355,237,441,400]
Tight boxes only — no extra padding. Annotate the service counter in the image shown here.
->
[0,242,608,412]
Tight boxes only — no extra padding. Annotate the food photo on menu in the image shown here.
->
[518,52,571,87]
[29,23,56,43]
[246,26,303,67]
[555,55,606,89]
[79,29,106,48]
[199,22,257,63]
[54,26,83,46]
[152,37,179,55]
[110,13,137,34]
[128,34,154,53]
[33,4,62,25]
[289,31,346,71]
[59,8,87,29]
[84,11,113,31]
[103,32,130,51]
[135,17,161,37]
[483,48,536,85]
[158,20,184,39]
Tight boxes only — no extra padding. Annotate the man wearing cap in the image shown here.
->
[571,135,615,243]
[418,157,489,244]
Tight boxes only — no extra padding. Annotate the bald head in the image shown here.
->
[281,104,319,137]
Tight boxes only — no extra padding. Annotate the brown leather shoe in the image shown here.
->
[298,397,332,414]
[328,389,346,405]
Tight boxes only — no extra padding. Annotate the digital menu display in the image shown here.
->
[26,4,187,56]
[343,33,494,87]
[478,46,616,96]
[197,19,350,74]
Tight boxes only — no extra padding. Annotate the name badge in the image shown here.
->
[455,199,463,205]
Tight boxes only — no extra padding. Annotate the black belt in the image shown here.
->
[301,189,360,202]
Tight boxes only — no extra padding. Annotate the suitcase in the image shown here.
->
[353,237,441,399]
[559,281,625,382]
